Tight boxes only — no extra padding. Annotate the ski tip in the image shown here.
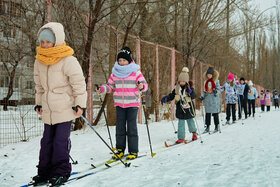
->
[151,153,156,157]
[164,141,169,147]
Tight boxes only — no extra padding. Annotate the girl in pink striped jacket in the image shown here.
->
[96,47,148,160]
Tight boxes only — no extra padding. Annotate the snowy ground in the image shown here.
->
[0,108,280,187]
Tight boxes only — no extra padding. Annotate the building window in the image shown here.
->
[26,81,33,89]
[0,1,22,17]
[3,25,16,38]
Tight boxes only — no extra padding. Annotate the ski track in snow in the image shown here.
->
[1,109,280,187]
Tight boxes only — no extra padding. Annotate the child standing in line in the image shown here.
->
[221,73,238,124]
[199,66,221,133]
[259,90,266,112]
[161,67,198,143]
[33,22,87,186]
[273,90,280,110]
[236,77,249,119]
[247,80,258,117]
[265,90,272,112]
[96,46,148,160]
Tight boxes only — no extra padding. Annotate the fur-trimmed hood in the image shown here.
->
[203,69,219,82]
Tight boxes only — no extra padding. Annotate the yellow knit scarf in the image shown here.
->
[36,42,74,65]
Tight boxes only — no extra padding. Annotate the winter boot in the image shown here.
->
[175,139,185,144]
[126,152,138,160]
[213,125,219,132]
[30,175,49,185]
[48,176,68,186]
[192,132,198,141]
[112,149,124,160]
[203,126,209,133]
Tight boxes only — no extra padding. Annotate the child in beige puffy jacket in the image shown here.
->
[32,22,87,186]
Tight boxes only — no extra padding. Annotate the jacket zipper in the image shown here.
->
[122,79,124,108]
[46,65,52,124]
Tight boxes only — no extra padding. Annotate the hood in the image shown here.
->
[203,69,219,82]
[37,22,65,47]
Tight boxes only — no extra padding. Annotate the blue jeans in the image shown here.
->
[177,118,197,140]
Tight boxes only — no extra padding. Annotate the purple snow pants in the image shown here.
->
[37,121,72,178]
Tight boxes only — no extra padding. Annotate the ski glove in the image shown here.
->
[199,96,204,101]
[213,89,217,96]
[34,105,42,112]
[161,96,168,105]
[186,88,192,94]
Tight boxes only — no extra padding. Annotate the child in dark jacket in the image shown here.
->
[273,90,280,110]
[161,67,197,144]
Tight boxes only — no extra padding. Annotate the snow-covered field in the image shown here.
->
[0,108,280,187]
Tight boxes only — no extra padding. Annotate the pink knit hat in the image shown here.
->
[228,73,234,80]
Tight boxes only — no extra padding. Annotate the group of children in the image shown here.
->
[259,89,280,112]
[32,22,279,186]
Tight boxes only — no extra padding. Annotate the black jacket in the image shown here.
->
[166,86,196,119]
[243,83,249,99]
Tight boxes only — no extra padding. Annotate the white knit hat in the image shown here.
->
[178,67,189,82]
[248,80,253,86]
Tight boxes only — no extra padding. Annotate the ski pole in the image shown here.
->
[95,84,116,151]
[69,155,78,165]
[72,106,130,167]
[237,94,244,125]
[189,100,203,144]
[137,82,156,157]
[141,96,156,157]
[200,102,206,128]
[165,103,177,134]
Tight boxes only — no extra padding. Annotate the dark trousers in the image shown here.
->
[238,95,247,118]
[267,106,270,111]
[205,113,219,127]
[226,104,236,122]
[38,121,72,178]
[248,99,256,116]
[261,105,265,112]
[116,106,139,153]
[274,99,279,109]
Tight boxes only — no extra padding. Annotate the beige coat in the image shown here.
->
[34,22,87,125]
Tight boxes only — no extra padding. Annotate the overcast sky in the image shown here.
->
[251,0,277,16]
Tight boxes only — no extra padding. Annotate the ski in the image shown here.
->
[105,155,146,168]
[91,154,129,169]
[61,155,146,186]
[209,130,219,135]
[20,172,80,187]
[164,139,189,147]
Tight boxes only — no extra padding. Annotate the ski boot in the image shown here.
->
[126,152,138,160]
[48,176,68,186]
[213,125,219,133]
[225,121,230,125]
[192,132,198,141]
[112,149,124,160]
[203,126,209,133]
[175,139,185,144]
[29,175,49,186]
